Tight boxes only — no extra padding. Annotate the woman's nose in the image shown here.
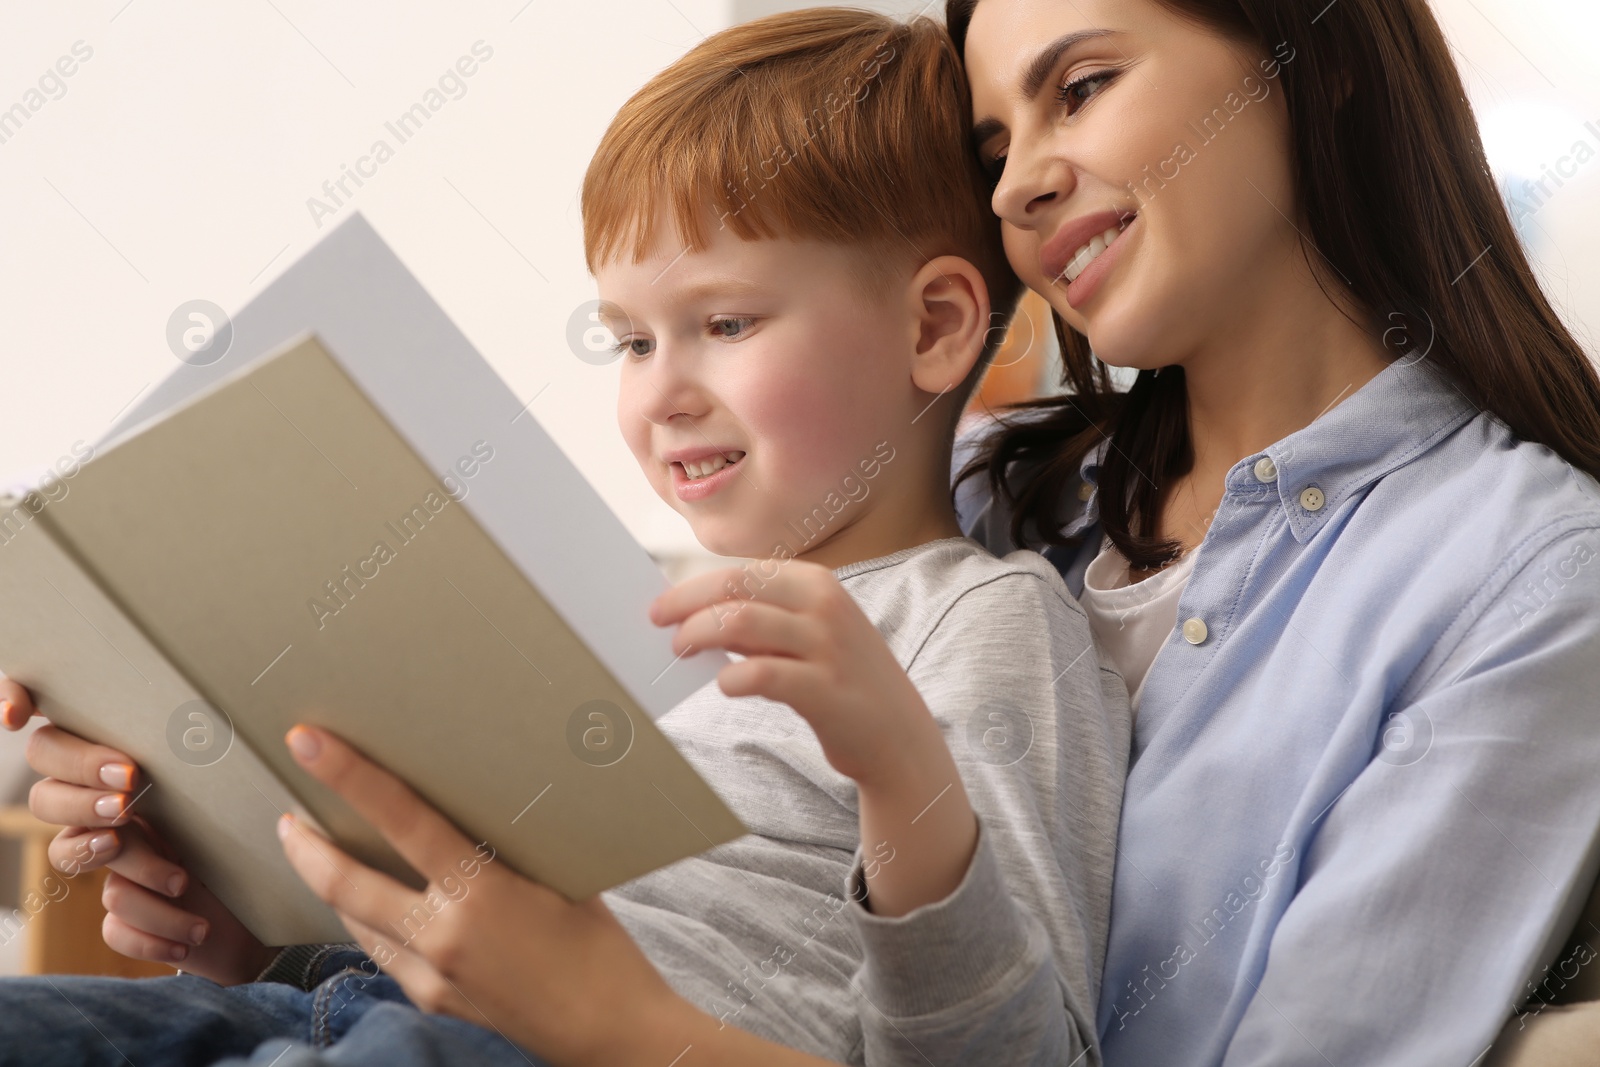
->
[991,128,1072,227]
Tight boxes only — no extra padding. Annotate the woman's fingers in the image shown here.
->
[46,826,122,877]
[101,871,207,956]
[47,822,190,897]
[101,908,191,966]
[24,723,139,791]
[0,677,36,731]
[28,776,141,830]
[103,823,190,897]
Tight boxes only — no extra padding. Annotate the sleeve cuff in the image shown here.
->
[253,943,352,990]
[842,816,1041,1018]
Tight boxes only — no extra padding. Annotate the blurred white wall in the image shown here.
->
[0,0,1594,569]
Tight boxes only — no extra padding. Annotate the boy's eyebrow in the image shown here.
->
[600,277,776,325]
[971,28,1119,145]
[668,277,775,303]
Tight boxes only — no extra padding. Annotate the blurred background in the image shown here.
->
[0,0,1594,975]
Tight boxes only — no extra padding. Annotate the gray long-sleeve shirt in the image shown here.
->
[603,535,1132,1066]
[256,535,1130,1064]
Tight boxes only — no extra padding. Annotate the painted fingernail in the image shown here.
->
[166,873,185,897]
[87,832,117,854]
[0,699,13,726]
[188,923,207,946]
[99,763,133,790]
[93,794,124,819]
[285,726,321,762]
[168,944,188,962]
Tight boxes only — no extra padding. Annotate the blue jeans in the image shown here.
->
[0,947,550,1066]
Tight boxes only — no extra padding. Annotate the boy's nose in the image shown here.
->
[637,350,712,425]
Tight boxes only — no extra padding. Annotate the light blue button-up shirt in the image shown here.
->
[955,355,1600,1065]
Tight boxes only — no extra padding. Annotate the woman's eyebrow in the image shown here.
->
[971,28,1120,144]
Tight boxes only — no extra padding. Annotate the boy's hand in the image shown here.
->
[277,724,686,1067]
[1,676,275,984]
[649,561,942,790]
[650,563,981,918]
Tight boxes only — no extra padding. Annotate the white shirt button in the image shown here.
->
[1299,486,1326,512]
[1253,456,1277,482]
[1182,617,1208,644]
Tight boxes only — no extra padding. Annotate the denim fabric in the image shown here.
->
[0,946,546,1066]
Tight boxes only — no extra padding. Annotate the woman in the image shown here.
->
[3,0,1597,1064]
[946,0,1600,1063]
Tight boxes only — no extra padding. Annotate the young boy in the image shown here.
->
[0,9,1129,1067]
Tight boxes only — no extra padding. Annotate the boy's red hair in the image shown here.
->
[581,8,1021,349]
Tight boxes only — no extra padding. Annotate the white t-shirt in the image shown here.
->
[1077,534,1197,717]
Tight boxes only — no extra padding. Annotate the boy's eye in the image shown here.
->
[709,316,755,340]
[611,336,654,360]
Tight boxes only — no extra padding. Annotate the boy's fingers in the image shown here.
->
[24,723,139,791]
[649,566,748,625]
[717,655,822,709]
[0,678,36,730]
[338,913,465,1015]
[650,562,821,625]
[277,807,421,925]
[673,600,820,660]
[282,726,478,884]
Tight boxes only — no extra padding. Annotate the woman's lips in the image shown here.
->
[1059,214,1139,310]
[1039,209,1136,283]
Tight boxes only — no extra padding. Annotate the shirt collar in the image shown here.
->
[1069,356,1478,544]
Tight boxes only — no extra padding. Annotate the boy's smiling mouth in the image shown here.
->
[664,447,747,502]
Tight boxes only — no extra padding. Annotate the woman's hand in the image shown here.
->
[1,676,275,984]
[276,724,689,1067]
[649,560,942,790]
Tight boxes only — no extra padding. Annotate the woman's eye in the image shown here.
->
[611,336,654,359]
[1056,69,1119,115]
[982,151,1007,187]
[709,316,755,340]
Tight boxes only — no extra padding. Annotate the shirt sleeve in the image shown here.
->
[839,565,1131,1067]
[1223,526,1600,1065]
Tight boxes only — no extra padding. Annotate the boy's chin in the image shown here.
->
[684,521,774,562]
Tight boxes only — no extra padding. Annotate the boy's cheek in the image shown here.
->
[616,398,657,478]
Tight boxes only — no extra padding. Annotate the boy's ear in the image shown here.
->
[905,256,990,398]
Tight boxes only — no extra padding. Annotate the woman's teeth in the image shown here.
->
[680,451,745,481]
[1062,223,1128,283]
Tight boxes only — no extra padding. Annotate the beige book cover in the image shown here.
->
[0,217,747,947]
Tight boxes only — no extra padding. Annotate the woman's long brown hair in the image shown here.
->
[947,0,1600,569]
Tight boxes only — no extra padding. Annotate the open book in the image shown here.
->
[0,214,747,946]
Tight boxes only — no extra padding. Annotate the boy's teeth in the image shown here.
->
[681,451,745,481]
[1063,224,1127,283]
